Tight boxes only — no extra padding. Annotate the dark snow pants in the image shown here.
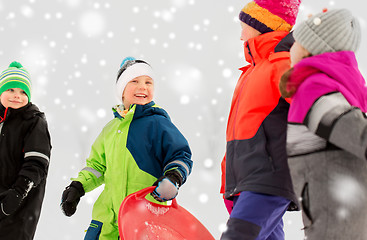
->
[221,191,290,240]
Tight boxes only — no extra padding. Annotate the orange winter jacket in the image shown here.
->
[221,31,298,209]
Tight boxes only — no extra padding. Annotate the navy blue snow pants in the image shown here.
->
[221,191,290,240]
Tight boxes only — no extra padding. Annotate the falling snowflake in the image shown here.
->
[329,174,366,208]
[79,11,106,37]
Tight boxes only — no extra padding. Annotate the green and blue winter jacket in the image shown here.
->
[73,101,192,240]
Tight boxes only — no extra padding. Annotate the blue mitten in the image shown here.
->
[152,170,183,202]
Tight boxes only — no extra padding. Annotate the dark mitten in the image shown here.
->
[61,181,85,217]
[0,176,34,220]
[151,170,183,202]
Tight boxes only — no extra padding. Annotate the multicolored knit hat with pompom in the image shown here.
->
[239,0,301,34]
[0,61,31,101]
[115,57,154,104]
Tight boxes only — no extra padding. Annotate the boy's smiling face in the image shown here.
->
[0,88,28,109]
[122,75,154,109]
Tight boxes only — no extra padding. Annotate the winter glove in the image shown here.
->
[0,176,34,220]
[61,181,85,217]
[151,170,183,202]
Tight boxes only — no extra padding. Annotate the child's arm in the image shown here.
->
[303,92,367,160]
[61,128,106,217]
[21,115,51,187]
[0,116,51,219]
[71,129,106,192]
[151,118,193,202]
[158,118,192,184]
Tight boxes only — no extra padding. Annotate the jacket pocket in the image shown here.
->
[84,220,103,240]
[301,182,313,228]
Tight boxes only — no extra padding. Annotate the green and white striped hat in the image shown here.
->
[0,61,31,101]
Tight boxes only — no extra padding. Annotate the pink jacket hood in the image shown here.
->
[288,51,367,123]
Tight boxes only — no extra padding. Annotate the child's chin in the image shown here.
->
[134,100,149,105]
[9,103,26,109]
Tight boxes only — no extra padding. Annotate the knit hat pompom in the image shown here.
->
[0,61,32,101]
[293,8,361,56]
[115,57,154,104]
[120,57,136,68]
[9,61,24,69]
[239,0,301,34]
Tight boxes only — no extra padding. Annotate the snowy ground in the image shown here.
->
[0,0,366,239]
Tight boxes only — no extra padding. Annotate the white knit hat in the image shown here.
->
[293,9,361,56]
[115,57,155,104]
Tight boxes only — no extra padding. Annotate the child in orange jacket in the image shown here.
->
[220,0,301,239]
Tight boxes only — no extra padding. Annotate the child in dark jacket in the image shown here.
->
[0,61,51,240]
[280,9,367,240]
[60,57,193,240]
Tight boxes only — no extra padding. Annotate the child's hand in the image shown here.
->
[152,178,179,202]
[61,181,85,217]
[0,176,34,220]
[151,170,183,202]
[0,189,24,220]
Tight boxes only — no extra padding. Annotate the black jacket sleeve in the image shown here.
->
[19,115,51,186]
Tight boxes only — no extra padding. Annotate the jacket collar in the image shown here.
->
[244,31,289,65]
[0,102,38,121]
[0,104,8,123]
[0,103,5,113]
[113,101,170,120]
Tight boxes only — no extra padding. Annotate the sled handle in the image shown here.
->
[133,186,179,208]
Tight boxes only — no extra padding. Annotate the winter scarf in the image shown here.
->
[280,51,367,123]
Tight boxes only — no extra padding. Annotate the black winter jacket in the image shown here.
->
[0,102,51,240]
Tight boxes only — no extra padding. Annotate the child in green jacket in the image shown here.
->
[61,57,193,240]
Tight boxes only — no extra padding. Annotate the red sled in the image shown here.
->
[118,186,215,240]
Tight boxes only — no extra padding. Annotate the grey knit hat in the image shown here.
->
[293,9,361,56]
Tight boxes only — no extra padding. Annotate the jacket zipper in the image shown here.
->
[247,43,255,67]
